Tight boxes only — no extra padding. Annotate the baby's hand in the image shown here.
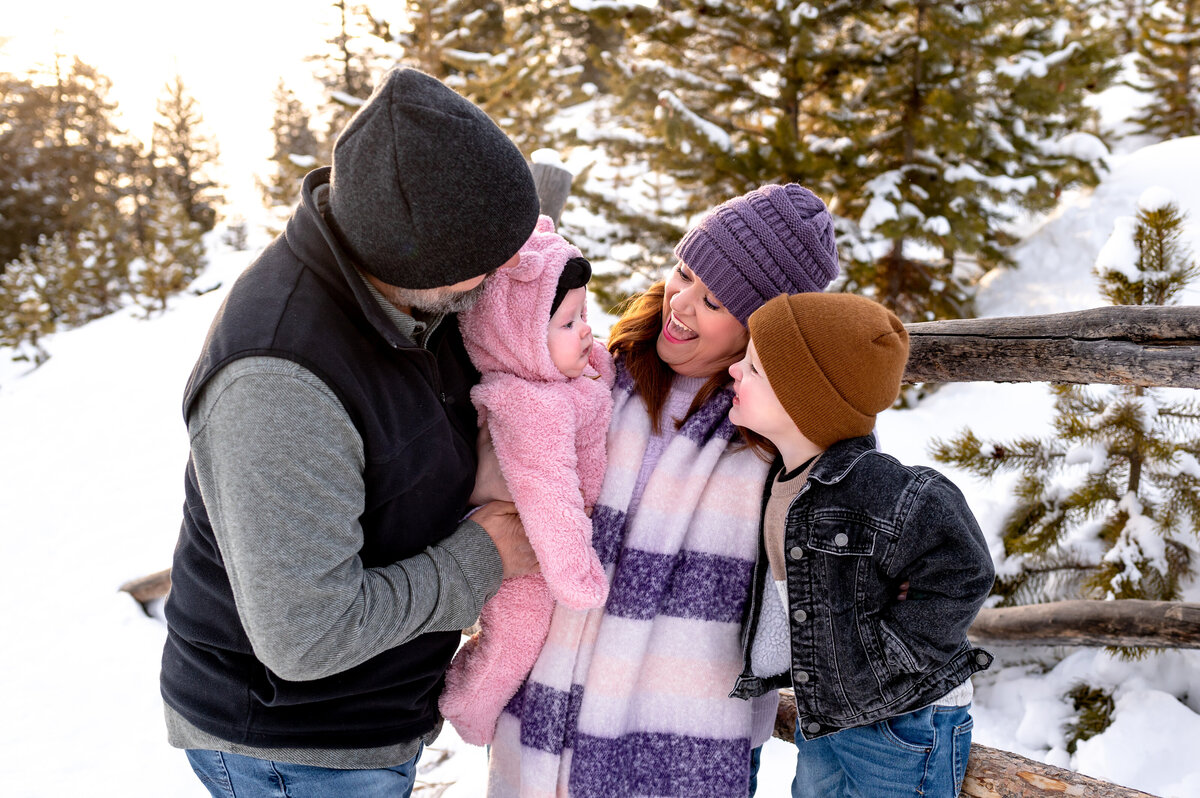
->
[469,420,513,506]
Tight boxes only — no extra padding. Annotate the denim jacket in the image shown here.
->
[731,434,995,740]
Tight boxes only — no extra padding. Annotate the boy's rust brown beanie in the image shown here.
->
[747,293,909,448]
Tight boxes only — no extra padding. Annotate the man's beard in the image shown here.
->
[389,279,489,315]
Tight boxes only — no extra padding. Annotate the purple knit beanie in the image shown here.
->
[673,183,839,324]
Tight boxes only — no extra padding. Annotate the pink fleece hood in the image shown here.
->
[460,216,595,383]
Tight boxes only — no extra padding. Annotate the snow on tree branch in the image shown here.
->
[656,90,731,152]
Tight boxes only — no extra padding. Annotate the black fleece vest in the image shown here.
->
[160,170,480,749]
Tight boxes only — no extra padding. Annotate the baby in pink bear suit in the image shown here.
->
[439,216,614,745]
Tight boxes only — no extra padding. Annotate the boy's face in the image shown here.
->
[728,340,795,443]
[547,286,593,379]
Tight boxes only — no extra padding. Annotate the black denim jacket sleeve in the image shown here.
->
[883,471,996,669]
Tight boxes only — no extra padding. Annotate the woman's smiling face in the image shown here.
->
[656,262,749,379]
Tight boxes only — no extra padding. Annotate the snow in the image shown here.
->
[1050,131,1110,162]
[943,163,1038,195]
[4,98,1200,798]
[1064,442,1109,474]
[656,90,733,153]
[977,136,1200,317]
[995,41,1083,80]
[1104,493,1168,593]
[1139,185,1180,213]
[329,90,366,108]
[569,0,657,12]
[1096,215,1142,281]
[287,153,318,169]
[531,148,569,168]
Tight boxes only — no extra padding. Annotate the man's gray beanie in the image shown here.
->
[327,68,541,288]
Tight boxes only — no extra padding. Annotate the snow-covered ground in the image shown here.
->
[3,125,1200,796]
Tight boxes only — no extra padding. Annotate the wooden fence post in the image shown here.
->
[530,161,573,225]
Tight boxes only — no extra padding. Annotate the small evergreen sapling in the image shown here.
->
[0,234,66,364]
[258,81,324,230]
[152,74,223,234]
[134,185,206,317]
[931,188,1200,618]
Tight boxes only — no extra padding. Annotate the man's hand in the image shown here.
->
[469,416,513,506]
[472,500,538,579]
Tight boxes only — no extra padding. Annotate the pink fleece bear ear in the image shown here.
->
[505,247,545,282]
[504,215,560,282]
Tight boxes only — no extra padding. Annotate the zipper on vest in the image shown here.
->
[416,348,448,405]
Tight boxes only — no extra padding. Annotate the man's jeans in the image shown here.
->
[186,745,423,798]
[791,705,972,798]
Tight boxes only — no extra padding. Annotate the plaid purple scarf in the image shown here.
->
[487,364,770,797]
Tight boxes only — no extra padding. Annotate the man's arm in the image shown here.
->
[189,356,503,682]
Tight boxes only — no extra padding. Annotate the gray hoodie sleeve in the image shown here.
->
[187,356,503,682]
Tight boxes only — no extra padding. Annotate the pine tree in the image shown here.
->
[152,73,224,233]
[564,0,845,296]
[0,57,143,333]
[379,0,593,154]
[1128,0,1200,139]
[48,57,140,251]
[258,3,397,226]
[135,184,206,316]
[566,1,1117,320]
[66,202,136,325]
[931,189,1200,614]
[825,0,1118,322]
[0,70,62,268]
[0,56,136,268]
[1089,0,1149,55]
[258,80,324,226]
[309,0,398,149]
[0,234,68,364]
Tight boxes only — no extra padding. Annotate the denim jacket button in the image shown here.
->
[792,609,807,623]
[789,546,804,560]
[833,532,849,547]
[795,671,810,683]
[975,652,989,666]
[805,722,821,734]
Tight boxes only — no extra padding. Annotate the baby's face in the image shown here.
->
[547,287,592,379]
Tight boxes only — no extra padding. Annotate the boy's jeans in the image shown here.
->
[186,745,423,798]
[791,704,972,798]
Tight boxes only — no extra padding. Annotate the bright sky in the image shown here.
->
[2,1,407,214]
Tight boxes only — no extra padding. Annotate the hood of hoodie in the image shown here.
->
[460,216,592,382]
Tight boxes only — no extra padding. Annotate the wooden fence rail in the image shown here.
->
[904,305,1200,388]
[970,600,1200,649]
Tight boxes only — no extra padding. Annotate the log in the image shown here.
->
[969,599,1200,649]
[773,691,1158,797]
[118,567,172,616]
[960,743,1159,798]
[904,305,1200,388]
[530,161,574,225]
